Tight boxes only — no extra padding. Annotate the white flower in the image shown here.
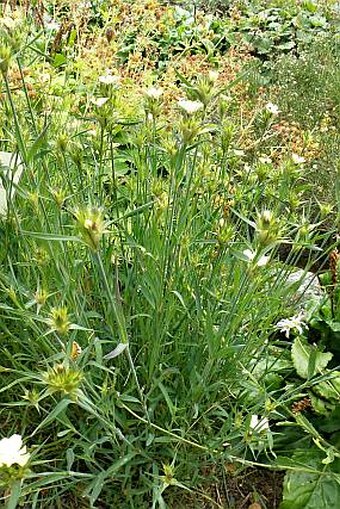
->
[276,311,307,338]
[1,16,18,30]
[250,415,270,433]
[258,155,272,164]
[208,70,219,82]
[144,87,164,100]
[233,149,245,157]
[91,97,109,108]
[98,74,120,86]
[43,15,60,32]
[243,249,269,267]
[0,434,30,468]
[260,209,273,224]
[292,153,306,164]
[178,99,204,115]
[265,102,280,116]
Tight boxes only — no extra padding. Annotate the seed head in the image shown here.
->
[43,363,83,397]
[74,206,107,251]
[49,306,70,335]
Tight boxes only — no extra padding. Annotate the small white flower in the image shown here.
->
[178,99,204,115]
[265,102,280,116]
[243,249,269,267]
[250,415,270,433]
[291,153,306,164]
[1,16,18,30]
[258,155,272,164]
[144,87,164,100]
[0,434,30,468]
[276,311,307,338]
[260,209,274,223]
[208,70,219,82]
[91,97,109,108]
[233,149,245,157]
[98,74,120,86]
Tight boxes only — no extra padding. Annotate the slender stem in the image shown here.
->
[93,250,149,421]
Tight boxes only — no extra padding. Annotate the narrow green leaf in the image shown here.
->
[32,398,72,435]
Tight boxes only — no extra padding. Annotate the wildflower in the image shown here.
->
[0,434,30,468]
[34,288,48,313]
[43,14,60,31]
[43,363,83,397]
[208,70,219,82]
[250,415,270,433]
[291,153,306,164]
[243,248,269,267]
[91,97,109,108]
[265,102,280,116]
[260,209,273,225]
[276,311,307,338]
[144,86,163,101]
[233,149,245,157]
[1,17,17,30]
[98,73,120,86]
[255,209,280,246]
[49,306,70,335]
[258,155,272,164]
[74,206,107,251]
[178,99,204,115]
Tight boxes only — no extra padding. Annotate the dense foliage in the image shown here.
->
[0,1,339,507]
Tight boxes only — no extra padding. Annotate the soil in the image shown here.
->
[170,466,284,509]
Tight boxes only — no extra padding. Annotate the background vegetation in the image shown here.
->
[0,0,339,507]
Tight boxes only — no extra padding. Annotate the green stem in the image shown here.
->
[93,250,149,421]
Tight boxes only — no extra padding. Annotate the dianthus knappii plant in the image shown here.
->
[279,249,340,509]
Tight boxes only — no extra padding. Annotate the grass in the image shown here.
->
[0,1,339,508]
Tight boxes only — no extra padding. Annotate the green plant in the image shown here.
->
[0,1,338,507]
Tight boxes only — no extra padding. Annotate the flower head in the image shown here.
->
[48,306,70,335]
[43,363,83,397]
[255,209,280,246]
[98,73,120,86]
[250,415,269,433]
[265,102,280,116]
[291,153,306,165]
[0,434,30,468]
[74,206,108,251]
[276,311,307,338]
[208,70,219,82]
[144,86,163,101]
[178,99,204,115]
[91,97,109,108]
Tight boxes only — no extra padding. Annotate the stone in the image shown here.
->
[286,268,325,309]
[0,151,24,215]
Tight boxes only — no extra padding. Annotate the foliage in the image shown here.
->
[0,0,338,507]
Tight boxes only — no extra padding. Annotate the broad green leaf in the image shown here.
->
[327,321,340,333]
[313,371,340,402]
[309,392,335,416]
[291,337,332,379]
[280,449,340,509]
